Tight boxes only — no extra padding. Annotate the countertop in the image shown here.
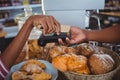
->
[99,12,120,17]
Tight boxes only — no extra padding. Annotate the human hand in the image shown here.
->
[27,15,60,35]
[58,26,87,45]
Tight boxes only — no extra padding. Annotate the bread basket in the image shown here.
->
[63,47,120,80]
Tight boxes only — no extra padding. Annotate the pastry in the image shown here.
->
[52,54,69,72]
[20,59,46,74]
[49,45,76,58]
[67,54,90,74]
[52,54,90,74]
[33,72,51,80]
[89,53,115,74]
[12,59,51,80]
[76,43,95,57]
[12,71,27,80]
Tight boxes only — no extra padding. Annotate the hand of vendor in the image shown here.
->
[58,24,120,45]
[26,15,61,35]
[58,26,87,45]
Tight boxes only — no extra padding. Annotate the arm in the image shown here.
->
[0,15,60,69]
[85,24,120,43]
[59,24,120,45]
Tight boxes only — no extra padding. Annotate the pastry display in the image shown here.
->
[13,43,115,79]
[88,53,115,75]
[48,43,115,75]
[12,59,51,80]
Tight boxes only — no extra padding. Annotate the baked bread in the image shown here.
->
[49,46,76,58]
[67,54,90,74]
[65,47,76,54]
[49,46,66,58]
[52,54,90,74]
[20,59,46,74]
[88,53,115,75]
[32,72,52,80]
[12,71,51,80]
[28,40,42,59]
[76,43,95,57]
[12,59,51,80]
[12,71,27,80]
[52,54,70,72]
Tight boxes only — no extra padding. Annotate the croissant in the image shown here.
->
[20,59,46,74]
[52,54,70,72]
[52,54,90,74]
[67,54,90,74]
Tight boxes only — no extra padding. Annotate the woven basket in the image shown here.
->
[64,47,120,80]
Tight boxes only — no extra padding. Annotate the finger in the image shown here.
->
[33,20,38,27]
[58,38,65,45]
[52,16,60,35]
[66,37,71,44]
[66,35,78,44]
[33,18,43,27]
[46,16,54,33]
[69,39,77,44]
[41,20,48,35]
[49,16,56,33]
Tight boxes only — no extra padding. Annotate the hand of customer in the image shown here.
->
[27,15,60,35]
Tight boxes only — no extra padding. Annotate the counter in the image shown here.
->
[99,12,120,17]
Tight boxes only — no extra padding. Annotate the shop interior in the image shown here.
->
[0,0,120,80]
[0,0,120,54]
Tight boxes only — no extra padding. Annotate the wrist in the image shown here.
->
[84,29,98,42]
[82,29,89,42]
[25,18,33,28]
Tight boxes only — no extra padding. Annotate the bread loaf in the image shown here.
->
[89,53,115,75]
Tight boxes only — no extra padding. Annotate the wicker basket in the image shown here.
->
[64,47,120,80]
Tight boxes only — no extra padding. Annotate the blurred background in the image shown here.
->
[0,0,120,55]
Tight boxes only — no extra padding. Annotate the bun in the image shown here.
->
[49,46,76,58]
[28,40,42,59]
[12,71,27,80]
[12,59,51,80]
[32,72,51,80]
[52,54,69,72]
[89,53,115,74]
[20,59,46,74]
[49,46,66,58]
[49,44,115,75]
[76,43,95,57]
[52,54,90,74]
[67,54,90,74]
